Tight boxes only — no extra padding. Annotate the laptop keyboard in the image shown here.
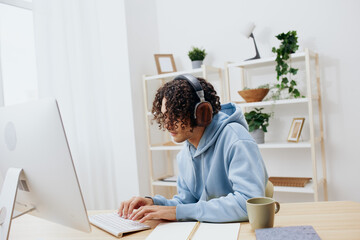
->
[89,212,150,237]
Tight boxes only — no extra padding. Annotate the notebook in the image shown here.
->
[191,222,240,240]
[146,221,240,240]
[255,225,321,240]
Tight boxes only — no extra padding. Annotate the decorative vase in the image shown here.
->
[238,88,269,103]
[191,60,203,69]
[250,129,265,144]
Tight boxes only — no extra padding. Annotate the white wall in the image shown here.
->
[151,0,360,202]
[95,0,141,206]
[124,0,160,196]
[32,0,141,209]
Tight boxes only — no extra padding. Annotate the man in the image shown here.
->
[119,74,268,223]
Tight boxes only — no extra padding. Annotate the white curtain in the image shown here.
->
[32,0,140,210]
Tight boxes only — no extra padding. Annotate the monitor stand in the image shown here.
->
[0,168,33,240]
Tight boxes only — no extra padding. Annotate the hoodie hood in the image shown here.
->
[189,102,248,157]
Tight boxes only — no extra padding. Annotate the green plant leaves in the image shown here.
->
[262,125,267,132]
[244,108,271,133]
[289,68,298,75]
[293,89,300,98]
[272,30,303,99]
[188,46,207,61]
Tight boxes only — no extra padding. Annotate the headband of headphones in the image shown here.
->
[173,74,206,102]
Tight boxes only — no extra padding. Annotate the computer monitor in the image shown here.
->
[0,99,91,239]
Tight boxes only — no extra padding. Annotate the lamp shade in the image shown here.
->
[241,22,256,38]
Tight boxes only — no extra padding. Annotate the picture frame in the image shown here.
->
[154,54,177,74]
[287,118,305,142]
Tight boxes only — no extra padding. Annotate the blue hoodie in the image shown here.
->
[152,103,268,222]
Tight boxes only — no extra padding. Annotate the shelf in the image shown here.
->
[234,98,309,107]
[150,145,183,151]
[227,50,316,68]
[144,65,221,81]
[144,68,203,80]
[224,49,328,201]
[149,141,312,150]
[150,142,184,151]
[258,142,311,149]
[152,180,177,187]
[153,180,315,193]
[274,180,314,194]
[153,177,322,194]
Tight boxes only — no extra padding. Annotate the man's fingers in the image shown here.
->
[139,212,156,223]
[119,197,136,218]
[131,206,176,222]
[128,198,141,216]
[129,208,138,220]
[131,206,147,221]
[118,202,124,215]
[122,201,132,218]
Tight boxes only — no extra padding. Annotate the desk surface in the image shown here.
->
[10,201,360,240]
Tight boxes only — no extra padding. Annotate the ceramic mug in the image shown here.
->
[246,197,280,230]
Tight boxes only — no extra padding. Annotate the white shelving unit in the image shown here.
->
[150,145,184,151]
[143,65,224,197]
[152,181,178,187]
[225,48,328,201]
[233,98,310,107]
[275,181,314,194]
[258,142,311,149]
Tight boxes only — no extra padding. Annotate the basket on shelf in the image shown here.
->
[269,177,312,187]
[238,88,269,103]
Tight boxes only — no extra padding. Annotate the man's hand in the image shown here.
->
[130,205,176,223]
[118,197,154,219]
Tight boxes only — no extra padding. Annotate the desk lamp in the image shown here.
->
[242,22,261,61]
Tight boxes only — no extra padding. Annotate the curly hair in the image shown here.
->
[152,77,221,131]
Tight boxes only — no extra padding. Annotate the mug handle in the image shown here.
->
[275,201,280,214]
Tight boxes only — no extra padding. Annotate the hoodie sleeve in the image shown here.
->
[176,140,267,222]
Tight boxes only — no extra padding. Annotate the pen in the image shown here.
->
[187,221,200,240]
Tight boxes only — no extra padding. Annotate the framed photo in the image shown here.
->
[287,118,305,142]
[154,54,177,74]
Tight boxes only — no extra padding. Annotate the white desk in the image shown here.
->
[9,201,360,240]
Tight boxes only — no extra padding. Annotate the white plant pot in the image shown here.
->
[250,129,265,144]
[191,60,203,69]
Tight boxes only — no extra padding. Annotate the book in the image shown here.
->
[146,221,240,240]
[161,175,177,182]
[255,225,321,240]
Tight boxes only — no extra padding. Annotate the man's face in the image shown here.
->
[161,98,193,143]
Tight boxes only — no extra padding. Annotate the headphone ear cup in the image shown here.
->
[195,102,213,127]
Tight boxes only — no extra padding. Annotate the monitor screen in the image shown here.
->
[0,99,91,234]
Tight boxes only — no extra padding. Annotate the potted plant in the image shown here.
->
[271,30,302,99]
[188,46,207,69]
[238,84,270,103]
[244,108,271,144]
